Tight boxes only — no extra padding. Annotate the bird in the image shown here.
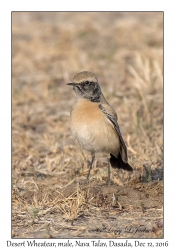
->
[67,71,133,183]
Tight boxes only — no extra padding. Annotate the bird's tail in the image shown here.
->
[110,153,133,171]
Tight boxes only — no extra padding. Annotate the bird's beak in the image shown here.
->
[67,82,77,86]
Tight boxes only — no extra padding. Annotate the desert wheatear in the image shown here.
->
[67,71,133,182]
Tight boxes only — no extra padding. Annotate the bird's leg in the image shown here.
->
[107,157,111,185]
[87,152,95,180]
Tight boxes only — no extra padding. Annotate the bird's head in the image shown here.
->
[67,71,102,102]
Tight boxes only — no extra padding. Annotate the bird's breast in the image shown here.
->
[70,100,120,155]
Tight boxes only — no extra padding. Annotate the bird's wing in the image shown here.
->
[99,103,128,163]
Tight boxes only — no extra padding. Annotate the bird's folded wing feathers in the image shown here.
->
[99,103,128,163]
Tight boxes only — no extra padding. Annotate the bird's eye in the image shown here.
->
[85,81,90,85]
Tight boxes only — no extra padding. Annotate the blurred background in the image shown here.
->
[12,12,163,238]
